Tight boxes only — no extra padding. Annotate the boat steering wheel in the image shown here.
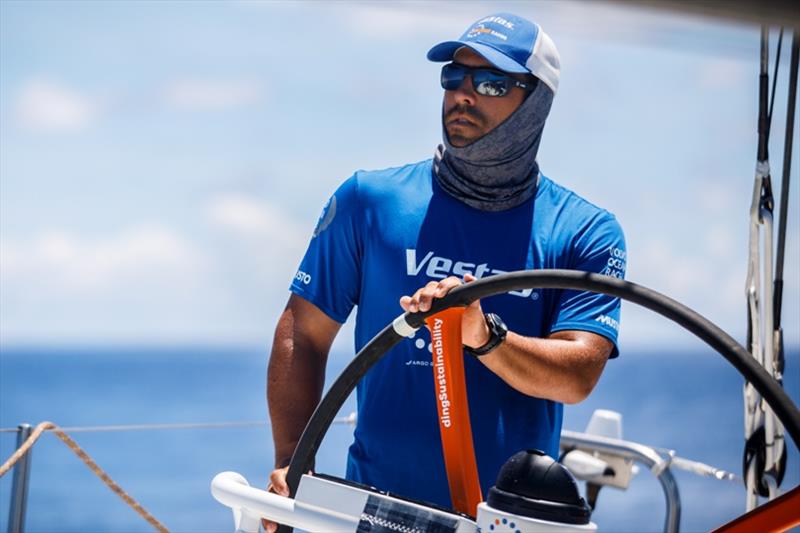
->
[283,270,800,529]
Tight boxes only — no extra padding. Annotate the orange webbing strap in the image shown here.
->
[711,485,800,533]
[426,308,483,517]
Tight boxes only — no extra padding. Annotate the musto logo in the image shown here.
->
[431,318,451,428]
[595,314,619,332]
[294,270,311,285]
[406,249,538,299]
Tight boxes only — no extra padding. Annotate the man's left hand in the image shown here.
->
[399,274,490,349]
[399,274,613,403]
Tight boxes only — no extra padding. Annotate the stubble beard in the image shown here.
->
[443,102,487,148]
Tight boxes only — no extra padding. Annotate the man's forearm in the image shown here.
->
[267,307,329,468]
[478,330,612,403]
[399,276,613,405]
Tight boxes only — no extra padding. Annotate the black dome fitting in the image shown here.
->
[487,450,591,525]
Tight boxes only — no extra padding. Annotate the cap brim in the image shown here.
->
[427,41,529,74]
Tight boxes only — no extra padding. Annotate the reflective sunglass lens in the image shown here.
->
[440,64,513,97]
[441,65,466,90]
[473,74,509,97]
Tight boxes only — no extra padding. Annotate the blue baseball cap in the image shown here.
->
[427,13,560,94]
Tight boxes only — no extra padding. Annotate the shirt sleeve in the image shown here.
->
[289,175,362,324]
[548,212,626,357]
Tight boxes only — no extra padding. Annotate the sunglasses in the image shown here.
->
[440,63,537,97]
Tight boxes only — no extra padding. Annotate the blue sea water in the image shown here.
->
[0,345,798,533]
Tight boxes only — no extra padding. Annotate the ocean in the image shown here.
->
[1,346,798,533]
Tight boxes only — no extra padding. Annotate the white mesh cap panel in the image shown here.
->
[526,29,560,94]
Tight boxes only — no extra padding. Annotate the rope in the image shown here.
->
[0,421,169,533]
[0,421,51,477]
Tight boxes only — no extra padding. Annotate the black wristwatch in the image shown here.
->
[465,313,508,357]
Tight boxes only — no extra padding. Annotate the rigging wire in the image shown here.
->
[773,30,798,334]
[758,27,771,163]
[0,415,358,434]
[767,28,784,138]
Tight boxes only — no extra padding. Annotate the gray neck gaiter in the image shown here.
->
[433,82,554,212]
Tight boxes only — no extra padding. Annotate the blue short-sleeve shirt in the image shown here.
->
[290,159,626,509]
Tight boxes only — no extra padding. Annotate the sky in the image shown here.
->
[0,0,797,355]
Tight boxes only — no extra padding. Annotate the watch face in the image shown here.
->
[466,313,507,357]
[488,313,508,338]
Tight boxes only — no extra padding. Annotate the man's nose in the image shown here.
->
[450,74,477,105]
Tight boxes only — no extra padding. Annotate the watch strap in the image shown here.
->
[464,313,507,357]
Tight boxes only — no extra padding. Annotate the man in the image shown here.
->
[266,11,625,527]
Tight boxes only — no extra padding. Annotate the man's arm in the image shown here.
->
[267,293,342,469]
[400,275,613,404]
[476,329,611,403]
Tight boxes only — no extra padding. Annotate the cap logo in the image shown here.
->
[478,15,514,29]
[466,23,508,42]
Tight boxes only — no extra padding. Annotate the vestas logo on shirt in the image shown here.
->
[405,249,538,299]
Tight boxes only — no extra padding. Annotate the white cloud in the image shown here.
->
[342,3,476,38]
[339,1,649,42]
[207,193,306,254]
[540,1,654,44]
[209,194,273,234]
[15,80,95,131]
[698,58,748,89]
[618,228,751,350]
[162,79,263,111]
[694,180,741,215]
[705,223,735,258]
[0,225,204,292]
[634,241,707,295]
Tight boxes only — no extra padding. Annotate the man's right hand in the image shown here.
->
[262,466,289,533]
